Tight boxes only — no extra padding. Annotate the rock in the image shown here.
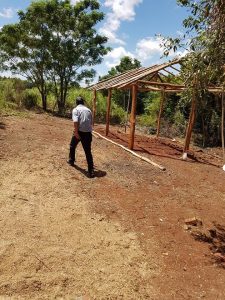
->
[183,224,191,231]
[184,217,202,227]
[213,252,225,262]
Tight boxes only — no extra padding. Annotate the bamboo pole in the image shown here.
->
[92,89,97,127]
[138,80,185,88]
[156,88,165,138]
[106,88,112,136]
[129,84,138,150]
[93,131,166,171]
[183,90,197,154]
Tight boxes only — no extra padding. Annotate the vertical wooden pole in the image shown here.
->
[129,84,138,150]
[92,89,97,127]
[156,88,165,138]
[125,89,131,133]
[106,88,112,136]
[183,91,196,152]
[221,90,225,165]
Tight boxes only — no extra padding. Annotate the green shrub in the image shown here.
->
[2,80,15,103]
[66,87,126,124]
[111,103,126,124]
[22,89,38,109]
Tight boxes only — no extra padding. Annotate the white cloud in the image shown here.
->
[104,0,142,21]
[104,46,134,68]
[99,0,142,45]
[136,37,164,61]
[176,49,189,58]
[99,18,125,45]
[0,8,14,18]
[70,0,81,5]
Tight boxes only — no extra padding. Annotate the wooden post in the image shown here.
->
[183,91,196,152]
[106,88,112,136]
[156,88,165,137]
[129,84,138,150]
[92,89,97,127]
[222,90,225,165]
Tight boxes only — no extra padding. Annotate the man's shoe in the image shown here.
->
[88,169,95,178]
[67,160,75,167]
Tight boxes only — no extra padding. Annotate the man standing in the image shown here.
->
[68,96,94,178]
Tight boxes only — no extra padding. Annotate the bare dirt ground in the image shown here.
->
[0,111,225,300]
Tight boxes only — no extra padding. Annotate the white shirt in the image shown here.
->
[72,104,92,132]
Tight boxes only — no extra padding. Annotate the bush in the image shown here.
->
[66,87,126,124]
[111,103,126,124]
[2,81,15,103]
[22,90,38,109]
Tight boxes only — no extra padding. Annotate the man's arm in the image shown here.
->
[73,122,80,139]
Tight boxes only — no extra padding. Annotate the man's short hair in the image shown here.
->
[76,96,84,105]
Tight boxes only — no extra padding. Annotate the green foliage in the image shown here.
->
[1,80,15,103]
[99,56,142,113]
[99,56,141,81]
[0,0,109,113]
[143,92,160,115]
[66,87,126,123]
[160,0,225,145]
[136,92,160,129]
[22,89,38,109]
[0,77,27,109]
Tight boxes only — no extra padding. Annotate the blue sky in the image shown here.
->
[0,0,189,79]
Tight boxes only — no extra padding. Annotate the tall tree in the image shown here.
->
[100,56,141,81]
[161,0,225,145]
[163,0,225,88]
[99,56,142,111]
[0,0,109,113]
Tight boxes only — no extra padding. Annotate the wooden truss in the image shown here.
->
[88,58,224,156]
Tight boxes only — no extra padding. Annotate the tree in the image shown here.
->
[163,0,225,87]
[100,56,141,81]
[0,0,109,113]
[99,56,142,111]
[161,0,225,145]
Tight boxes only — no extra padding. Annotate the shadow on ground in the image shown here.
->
[0,122,6,129]
[191,222,225,269]
[73,165,107,178]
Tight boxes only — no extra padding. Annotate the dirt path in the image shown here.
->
[0,112,225,299]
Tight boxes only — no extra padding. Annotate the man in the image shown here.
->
[68,96,95,178]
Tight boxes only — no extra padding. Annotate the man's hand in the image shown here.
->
[73,121,80,139]
[73,130,80,139]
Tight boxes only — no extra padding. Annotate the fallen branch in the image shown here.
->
[93,131,166,171]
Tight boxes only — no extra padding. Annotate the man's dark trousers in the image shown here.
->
[69,131,94,172]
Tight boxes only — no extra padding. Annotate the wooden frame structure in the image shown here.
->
[89,58,224,156]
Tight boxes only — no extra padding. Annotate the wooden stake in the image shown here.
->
[106,88,112,136]
[183,90,196,152]
[129,84,137,150]
[156,88,165,137]
[92,89,97,127]
[93,131,166,171]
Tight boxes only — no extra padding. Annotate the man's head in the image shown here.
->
[76,96,85,106]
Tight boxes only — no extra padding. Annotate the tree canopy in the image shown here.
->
[0,0,109,112]
[161,0,225,146]
[100,56,141,81]
[163,0,225,88]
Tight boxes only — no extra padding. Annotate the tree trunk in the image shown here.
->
[58,100,65,115]
[57,76,66,115]
[40,79,47,111]
[41,93,47,111]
